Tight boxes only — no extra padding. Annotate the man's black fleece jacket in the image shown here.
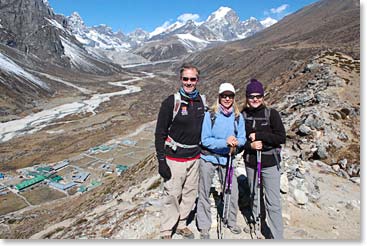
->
[242,105,286,169]
[155,93,205,160]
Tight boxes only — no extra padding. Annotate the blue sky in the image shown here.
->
[48,0,318,34]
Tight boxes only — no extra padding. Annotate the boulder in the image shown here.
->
[313,144,328,160]
[293,189,308,205]
[299,124,312,135]
[332,164,340,172]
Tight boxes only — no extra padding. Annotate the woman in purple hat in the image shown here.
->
[241,79,286,239]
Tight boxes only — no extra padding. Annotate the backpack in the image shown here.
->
[242,107,271,130]
[208,110,240,136]
[171,92,208,124]
[165,92,207,151]
[200,109,241,158]
[242,107,282,170]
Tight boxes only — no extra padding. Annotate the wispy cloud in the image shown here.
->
[177,13,200,23]
[264,4,289,16]
[270,4,289,14]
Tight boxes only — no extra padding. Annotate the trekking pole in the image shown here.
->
[217,165,224,239]
[255,150,262,238]
[220,146,235,239]
[217,192,223,239]
[223,147,235,224]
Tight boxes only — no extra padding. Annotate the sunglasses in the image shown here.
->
[247,94,263,100]
[220,93,235,99]
[182,77,198,82]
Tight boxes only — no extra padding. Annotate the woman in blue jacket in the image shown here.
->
[197,82,246,239]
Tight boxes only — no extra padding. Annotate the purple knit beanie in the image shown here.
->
[246,79,264,96]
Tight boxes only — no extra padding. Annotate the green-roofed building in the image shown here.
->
[88,145,113,154]
[116,165,128,176]
[15,175,46,190]
[50,175,63,182]
[78,185,87,193]
[99,145,111,151]
[90,180,102,188]
[36,167,53,173]
[28,171,41,177]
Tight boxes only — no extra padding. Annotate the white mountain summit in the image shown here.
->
[63,6,268,62]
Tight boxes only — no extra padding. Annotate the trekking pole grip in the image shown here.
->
[230,146,235,156]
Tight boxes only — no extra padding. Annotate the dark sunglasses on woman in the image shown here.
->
[247,94,263,100]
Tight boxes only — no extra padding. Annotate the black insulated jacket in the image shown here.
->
[242,105,286,169]
[155,93,205,160]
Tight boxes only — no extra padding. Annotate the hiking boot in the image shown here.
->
[160,235,172,239]
[228,224,242,234]
[200,229,210,239]
[176,227,195,239]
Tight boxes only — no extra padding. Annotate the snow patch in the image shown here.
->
[207,6,232,22]
[176,34,209,52]
[74,35,90,45]
[0,53,50,91]
[176,33,209,44]
[45,18,64,31]
[150,21,184,38]
[42,0,50,7]
[260,17,277,28]
[60,36,103,72]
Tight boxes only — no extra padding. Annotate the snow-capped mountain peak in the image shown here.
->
[62,5,266,62]
[67,11,87,36]
[149,21,180,38]
[68,12,84,27]
[206,6,233,22]
[260,17,278,28]
[42,0,50,7]
[66,13,133,51]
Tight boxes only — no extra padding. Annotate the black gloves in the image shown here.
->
[158,158,171,181]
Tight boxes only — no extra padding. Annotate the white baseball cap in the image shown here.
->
[219,82,235,94]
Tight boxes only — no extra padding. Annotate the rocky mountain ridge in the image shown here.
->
[64,6,267,61]
[0,0,131,119]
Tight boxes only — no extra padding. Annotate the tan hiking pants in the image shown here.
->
[160,158,199,236]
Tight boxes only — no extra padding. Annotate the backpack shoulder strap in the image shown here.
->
[242,110,249,120]
[172,92,181,123]
[200,94,209,111]
[209,110,216,128]
[234,114,240,136]
[264,107,271,124]
[242,107,271,129]
[235,114,240,124]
